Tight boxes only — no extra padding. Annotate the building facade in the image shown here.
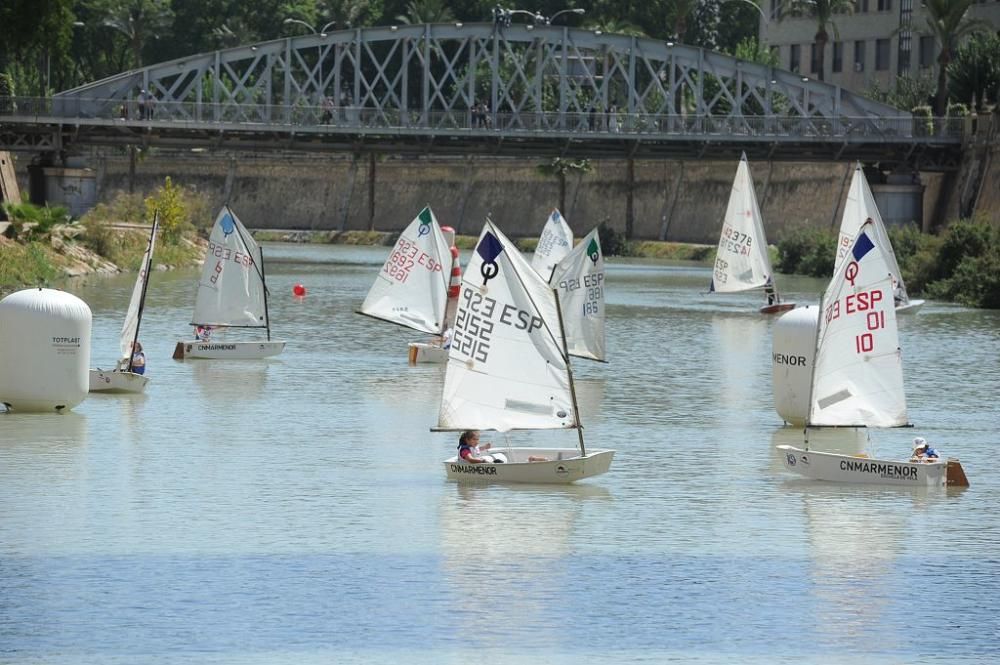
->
[759,0,1000,104]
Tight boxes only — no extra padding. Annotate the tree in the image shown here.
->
[89,0,174,68]
[394,0,453,24]
[947,31,1000,113]
[920,0,992,116]
[536,158,592,215]
[785,0,854,82]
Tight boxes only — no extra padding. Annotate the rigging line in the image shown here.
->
[485,217,568,364]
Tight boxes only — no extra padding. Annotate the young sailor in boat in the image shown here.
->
[910,437,940,462]
[457,430,550,464]
[458,430,501,464]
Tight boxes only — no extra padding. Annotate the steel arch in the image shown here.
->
[54,23,905,125]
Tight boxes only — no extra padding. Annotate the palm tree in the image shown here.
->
[920,0,992,115]
[394,0,454,25]
[786,0,854,82]
[95,0,173,68]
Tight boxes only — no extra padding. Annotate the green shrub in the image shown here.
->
[598,220,630,257]
[0,242,59,288]
[775,227,837,277]
[1,202,70,241]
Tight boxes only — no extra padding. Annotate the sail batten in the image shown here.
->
[360,207,451,335]
[192,207,268,328]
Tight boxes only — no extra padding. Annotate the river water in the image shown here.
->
[1,243,999,664]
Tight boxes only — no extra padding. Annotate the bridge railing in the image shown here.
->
[0,96,965,143]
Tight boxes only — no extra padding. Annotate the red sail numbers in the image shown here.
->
[824,287,889,355]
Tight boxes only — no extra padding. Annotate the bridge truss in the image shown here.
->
[0,23,961,168]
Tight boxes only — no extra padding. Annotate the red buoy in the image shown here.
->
[293,283,306,297]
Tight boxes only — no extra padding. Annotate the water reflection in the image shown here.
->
[188,360,271,401]
[712,313,768,413]
[784,483,920,649]
[438,482,611,648]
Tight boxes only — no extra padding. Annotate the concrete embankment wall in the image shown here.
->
[83,151,951,243]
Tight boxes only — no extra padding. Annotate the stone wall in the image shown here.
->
[87,150,951,244]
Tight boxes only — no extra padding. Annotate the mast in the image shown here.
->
[554,288,586,456]
[260,244,272,341]
[127,213,158,373]
[802,295,825,449]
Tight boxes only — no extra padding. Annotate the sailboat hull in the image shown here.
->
[760,302,796,315]
[88,369,149,393]
[896,299,926,314]
[444,448,615,484]
[408,340,448,364]
[776,445,967,487]
[172,340,286,360]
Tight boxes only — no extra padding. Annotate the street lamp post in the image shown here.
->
[283,18,338,106]
[544,8,585,25]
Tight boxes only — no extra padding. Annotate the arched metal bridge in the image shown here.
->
[1,23,961,168]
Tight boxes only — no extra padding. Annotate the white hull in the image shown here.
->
[896,299,925,314]
[88,369,149,393]
[777,445,968,487]
[444,447,615,484]
[408,341,448,364]
[172,340,286,360]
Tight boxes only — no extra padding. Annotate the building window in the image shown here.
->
[790,44,801,73]
[854,40,866,72]
[810,43,820,73]
[855,0,870,11]
[919,36,935,68]
[877,0,892,10]
[833,42,844,73]
[770,0,784,20]
[876,38,890,70]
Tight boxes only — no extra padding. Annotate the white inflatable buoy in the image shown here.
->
[0,288,92,413]
[772,305,818,426]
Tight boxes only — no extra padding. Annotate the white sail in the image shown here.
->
[119,218,158,362]
[360,207,451,334]
[550,227,606,361]
[836,165,912,306]
[711,153,774,294]
[438,220,574,432]
[531,209,574,279]
[809,221,908,428]
[192,207,268,328]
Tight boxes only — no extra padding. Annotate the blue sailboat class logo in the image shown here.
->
[220,212,236,237]
[477,231,504,284]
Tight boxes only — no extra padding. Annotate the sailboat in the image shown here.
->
[357,206,456,364]
[776,221,967,487]
[710,153,795,314]
[436,219,615,484]
[531,208,573,280]
[89,215,158,393]
[549,226,606,362]
[835,164,925,314]
[172,205,285,360]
